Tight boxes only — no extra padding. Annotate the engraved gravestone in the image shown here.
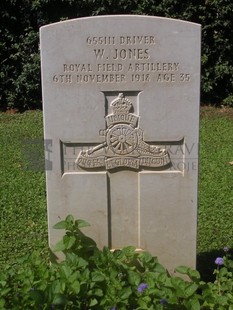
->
[40,15,201,273]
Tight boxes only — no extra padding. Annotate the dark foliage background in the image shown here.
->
[0,0,232,110]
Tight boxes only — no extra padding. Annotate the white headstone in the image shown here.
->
[40,15,201,273]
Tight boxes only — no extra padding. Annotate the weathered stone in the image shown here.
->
[40,15,201,273]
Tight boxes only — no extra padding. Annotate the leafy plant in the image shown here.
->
[1,215,233,309]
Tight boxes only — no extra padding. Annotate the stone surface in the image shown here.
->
[40,15,201,273]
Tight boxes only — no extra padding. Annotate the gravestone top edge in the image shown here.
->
[40,15,201,32]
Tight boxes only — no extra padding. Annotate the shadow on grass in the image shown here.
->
[197,248,231,282]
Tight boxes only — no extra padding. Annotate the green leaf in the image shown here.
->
[219,267,228,277]
[63,235,76,249]
[65,214,74,224]
[120,287,132,300]
[138,251,153,263]
[112,249,125,262]
[191,298,201,310]
[93,288,103,297]
[175,266,189,275]
[53,220,66,229]
[77,257,88,268]
[176,266,200,281]
[0,288,11,296]
[171,277,186,297]
[53,239,66,252]
[128,270,141,286]
[156,272,171,286]
[91,271,105,282]
[61,281,66,292]
[71,281,80,294]
[103,246,111,256]
[138,298,148,308]
[75,219,90,228]
[215,295,228,305]
[185,283,198,297]
[0,299,5,308]
[187,269,201,281]
[89,298,98,307]
[65,252,78,263]
[185,297,201,310]
[52,293,67,305]
[154,262,166,273]
[122,246,136,257]
[61,265,72,278]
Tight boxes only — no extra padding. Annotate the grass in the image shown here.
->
[0,107,232,277]
[198,107,233,253]
[197,106,233,279]
[0,111,47,268]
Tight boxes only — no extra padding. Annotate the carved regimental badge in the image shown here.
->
[76,93,171,170]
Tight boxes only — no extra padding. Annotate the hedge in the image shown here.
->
[0,0,233,110]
